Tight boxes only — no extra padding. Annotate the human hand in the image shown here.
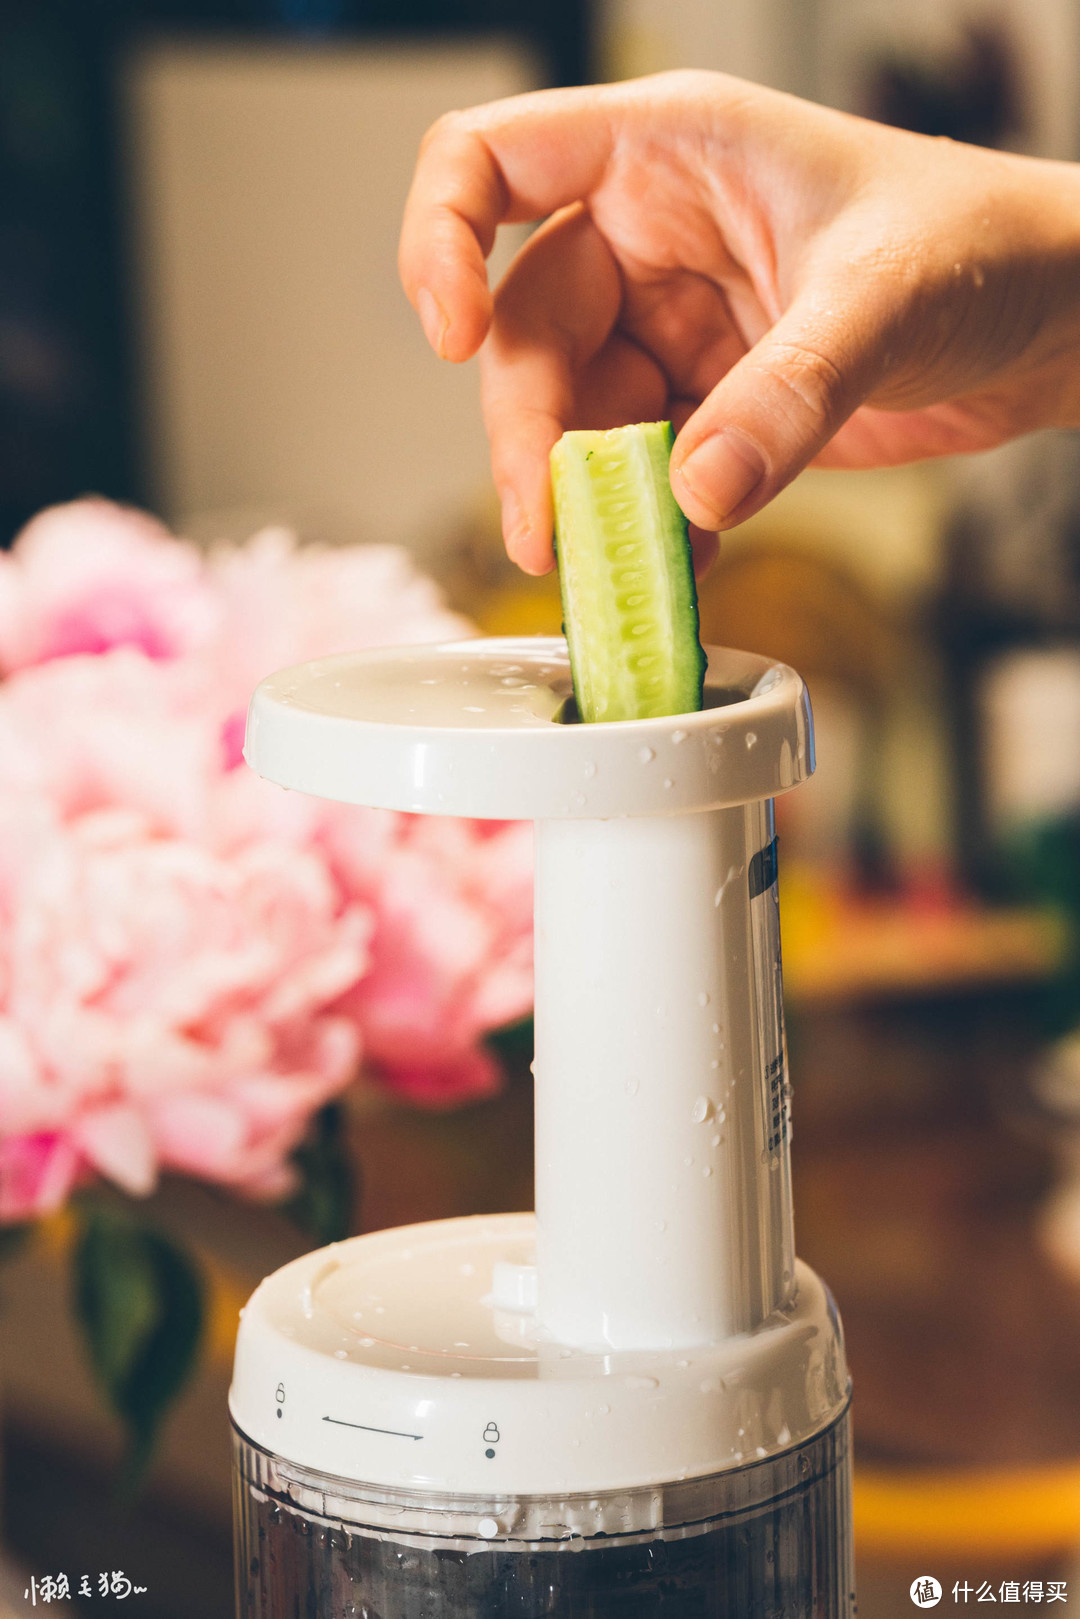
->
[400,72,1080,573]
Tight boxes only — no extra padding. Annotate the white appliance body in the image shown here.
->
[231,636,854,1617]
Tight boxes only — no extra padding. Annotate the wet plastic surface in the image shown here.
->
[233,1409,853,1618]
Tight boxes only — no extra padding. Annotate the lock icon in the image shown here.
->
[483,1422,500,1444]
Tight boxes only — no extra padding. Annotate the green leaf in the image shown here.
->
[486,1015,534,1069]
[72,1205,203,1492]
[280,1103,358,1246]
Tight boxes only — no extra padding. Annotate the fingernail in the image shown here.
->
[676,431,765,525]
[501,489,538,570]
[417,286,450,357]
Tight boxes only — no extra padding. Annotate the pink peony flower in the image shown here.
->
[324,813,534,1106]
[0,1131,81,1223]
[0,650,221,841]
[0,499,217,671]
[0,499,536,1215]
[204,527,474,734]
[0,798,370,1208]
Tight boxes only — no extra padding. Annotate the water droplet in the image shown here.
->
[703,1165,713,1177]
[598,1404,610,1415]
[710,1059,720,1070]
[464,705,486,714]
[638,747,655,764]
[334,1349,348,1359]
[625,1375,659,1390]
[683,1155,694,1167]
[671,729,687,744]
[654,1219,667,1233]
[676,1359,690,1369]
[712,1023,720,1034]
[663,778,673,789]
[711,1133,721,1147]
[571,791,586,807]
[698,991,710,1007]
[460,1263,476,1277]
[583,761,597,778]
[745,731,758,749]
[559,1348,572,1359]
[691,1095,713,1124]
[359,1336,375,1347]
[700,1377,723,1393]
[625,1077,640,1096]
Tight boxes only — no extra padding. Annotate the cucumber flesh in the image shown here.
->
[550,421,706,723]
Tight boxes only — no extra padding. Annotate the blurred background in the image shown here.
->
[3,0,1080,1614]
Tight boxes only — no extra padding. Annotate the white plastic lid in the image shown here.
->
[243,638,813,820]
[229,1213,849,1496]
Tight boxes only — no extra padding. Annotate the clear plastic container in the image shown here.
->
[233,1405,853,1618]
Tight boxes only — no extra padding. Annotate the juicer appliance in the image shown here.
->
[230,636,854,1616]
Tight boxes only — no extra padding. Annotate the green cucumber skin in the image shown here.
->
[551,421,707,724]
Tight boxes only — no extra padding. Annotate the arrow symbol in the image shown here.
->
[323,1416,422,1441]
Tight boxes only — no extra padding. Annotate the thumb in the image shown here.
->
[669,303,880,530]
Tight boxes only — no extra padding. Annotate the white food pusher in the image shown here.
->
[230,636,854,1617]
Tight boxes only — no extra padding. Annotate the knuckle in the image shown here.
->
[762,341,847,430]
[419,108,466,154]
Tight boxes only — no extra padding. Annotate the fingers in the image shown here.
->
[481,205,624,572]
[399,119,503,363]
[669,290,886,529]
[399,86,620,363]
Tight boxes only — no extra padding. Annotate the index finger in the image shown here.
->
[398,85,621,363]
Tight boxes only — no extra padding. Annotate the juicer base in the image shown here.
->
[233,1403,854,1618]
